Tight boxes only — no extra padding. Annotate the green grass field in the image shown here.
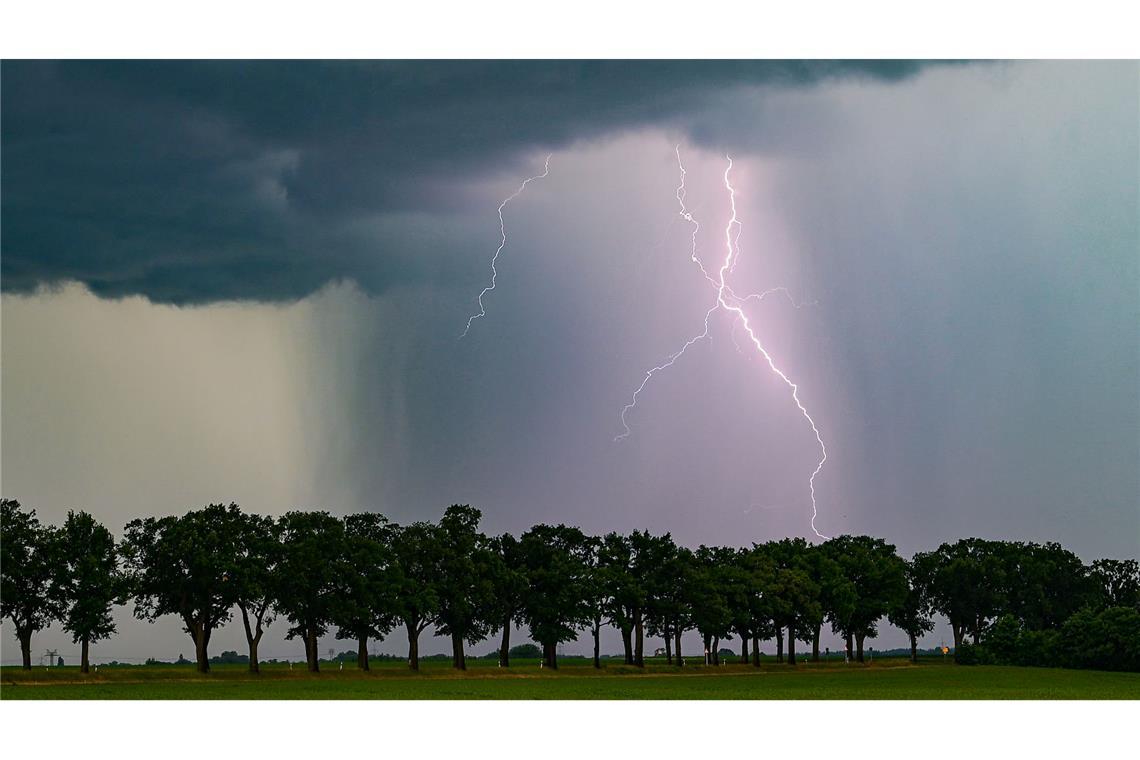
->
[3,656,1138,699]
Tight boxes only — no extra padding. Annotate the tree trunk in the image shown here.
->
[909,634,918,664]
[952,623,963,650]
[675,629,683,667]
[406,620,420,671]
[787,626,797,665]
[194,622,210,673]
[248,636,260,674]
[592,624,602,669]
[634,613,645,667]
[855,633,865,664]
[81,636,90,673]
[451,631,466,670]
[740,630,749,662]
[358,635,370,671]
[812,624,821,662]
[19,629,33,670]
[703,632,712,665]
[499,616,511,667]
[775,628,784,663]
[712,636,720,665]
[621,625,634,665]
[752,636,761,667]
[664,626,673,665]
[845,632,854,660]
[307,629,320,672]
[543,641,558,670]
[240,605,263,674]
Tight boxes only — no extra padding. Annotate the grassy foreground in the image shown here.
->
[4,656,1139,699]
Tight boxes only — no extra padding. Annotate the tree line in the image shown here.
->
[2,498,1138,674]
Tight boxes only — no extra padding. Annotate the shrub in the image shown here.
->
[508,643,542,658]
[1016,628,1059,668]
[954,642,979,665]
[1058,606,1140,672]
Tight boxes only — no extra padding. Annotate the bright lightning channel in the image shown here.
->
[460,154,552,338]
[615,147,717,442]
[615,147,830,540]
[716,156,830,540]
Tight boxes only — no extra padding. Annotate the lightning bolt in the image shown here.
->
[616,147,830,540]
[615,147,717,442]
[460,154,552,338]
[716,156,830,540]
[615,304,718,442]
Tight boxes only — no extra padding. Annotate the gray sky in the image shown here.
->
[2,60,1137,663]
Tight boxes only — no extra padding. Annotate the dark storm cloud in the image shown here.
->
[2,60,946,304]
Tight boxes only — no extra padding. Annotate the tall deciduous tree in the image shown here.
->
[274,511,346,672]
[826,535,906,662]
[1,499,62,669]
[53,510,125,673]
[688,545,736,665]
[434,505,498,670]
[1090,558,1140,611]
[390,520,443,671]
[598,532,641,665]
[642,533,682,666]
[274,510,344,669]
[232,511,279,673]
[488,533,529,668]
[121,503,245,673]
[807,542,853,662]
[581,535,608,669]
[725,548,760,665]
[652,540,693,665]
[888,558,934,663]
[333,512,398,671]
[630,530,674,667]
[737,546,777,667]
[1001,541,1095,630]
[518,524,591,669]
[914,538,1006,653]
[765,539,821,666]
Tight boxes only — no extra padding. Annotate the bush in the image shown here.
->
[1058,606,1140,672]
[954,642,979,665]
[982,615,1023,664]
[971,606,1140,672]
[508,643,542,659]
[1016,629,1060,668]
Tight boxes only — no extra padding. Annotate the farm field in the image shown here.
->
[3,657,1138,700]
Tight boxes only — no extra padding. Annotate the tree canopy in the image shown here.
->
[3,496,1137,674]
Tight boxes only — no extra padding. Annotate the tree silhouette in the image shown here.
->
[888,558,934,663]
[333,512,399,671]
[915,538,1006,654]
[53,510,125,673]
[518,524,591,669]
[390,521,443,671]
[487,533,528,668]
[273,511,345,672]
[597,532,640,665]
[6,495,1138,677]
[1,499,62,669]
[689,545,736,665]
[826,535,906,662]
[433,505,498,670]
[121,504,246,673]
[231,511,279,673]
[1090,558,1140,610]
